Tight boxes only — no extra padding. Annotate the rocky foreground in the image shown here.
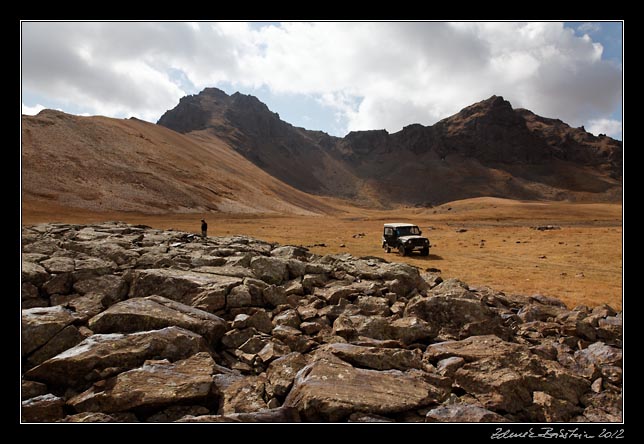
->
[21,222,622,423]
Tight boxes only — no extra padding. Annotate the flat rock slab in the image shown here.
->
[318,343,423,371]
[22,393,65,422]
[424,335,528,363]
[22,306,78,356]
[68,352,215,413]
[284,358,446,421]
[88,295,227,343]
[128,268,242,311]
[178,406,301,423]
[25,326,209,388]
[425,404,509,422]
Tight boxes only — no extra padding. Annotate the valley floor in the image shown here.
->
[22,197,623,310]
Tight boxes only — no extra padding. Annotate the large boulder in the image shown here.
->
[250,257,290,285]
[284,358,447,421]
[128,268,242,312]
[22,306,77,356]
[405,281,510,340]
[68,352,215,413]
[24,327,209,388]
[88,295,227,344]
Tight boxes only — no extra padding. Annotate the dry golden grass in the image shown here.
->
[22,197,622,311]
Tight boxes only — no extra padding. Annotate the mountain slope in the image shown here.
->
[159,89,622,206]
[22,110,339,215]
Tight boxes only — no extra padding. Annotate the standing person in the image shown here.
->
[201,219,208,239]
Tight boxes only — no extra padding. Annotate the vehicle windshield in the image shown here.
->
[396,226,420,236]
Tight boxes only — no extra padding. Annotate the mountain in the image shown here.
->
[21,110,338,215]
[159,89,622,206]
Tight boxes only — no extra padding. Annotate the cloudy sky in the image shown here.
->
[21,21,623,139]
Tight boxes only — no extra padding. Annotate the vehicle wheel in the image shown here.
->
[398,244,407,256]
[420,247,429,256]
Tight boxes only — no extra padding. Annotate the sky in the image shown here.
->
[21,21,623,140]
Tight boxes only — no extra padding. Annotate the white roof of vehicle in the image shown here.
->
[383,223,417,228]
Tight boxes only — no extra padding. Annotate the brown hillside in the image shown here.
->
[22,110,339,216]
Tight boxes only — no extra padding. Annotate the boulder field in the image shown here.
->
[21,222,622,422]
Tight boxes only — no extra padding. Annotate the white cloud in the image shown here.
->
[578,22,602,34]
[587,118,622,139]
[22,103,45,115]
[21,22,621,135]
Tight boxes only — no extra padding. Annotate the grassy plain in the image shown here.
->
[22,197,622,310]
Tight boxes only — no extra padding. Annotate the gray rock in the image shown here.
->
[250,256,289,285]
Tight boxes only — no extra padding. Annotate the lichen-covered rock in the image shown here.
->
[68,353,216,413]
[284,358,447,421]
[425,403,509,422]
[88,295,227,344]
[25,327,209,388]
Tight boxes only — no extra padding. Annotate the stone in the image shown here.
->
[68,353,215,413]
[405,292,509,340]
[262,285,288,307]
[226,284,264,308]
[22,306,77,356]
[318,343,423,371]
[425,404,508,422]
[22,394,65,422]
[271,246,310,260]
[257,341,291,365]
[527,391,582,422]
[177,406,300,422]
[128,268,242,312]
[22,260,50,287]
[73,275,129,305]
[221,328,259,349]
[59,412,139,422]
[300,320,328,336]
[212,374,268,414]
[436,356,466,378]
[250,256,289,285]
[356,296,391,316]
[88,295,227,344]
[40,257,75,274]
[265,352,309,399]
[22,380,48,400]
[425,335,525,363]
[347,412,395,422]
[26,325,84,368]
[25,327,209,388]
[284,358,446,421]
[273,309,301,329]
[245,310,273,334]
[302,274,329,294]
[42,273,73,296]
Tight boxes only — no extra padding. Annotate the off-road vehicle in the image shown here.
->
[382,223,430,256]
